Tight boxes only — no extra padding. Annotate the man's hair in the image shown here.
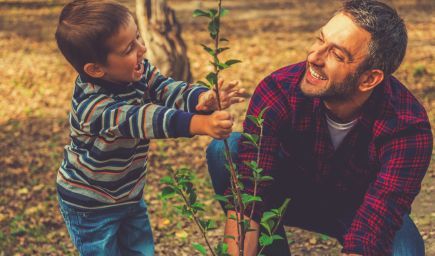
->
[340,0,407,76]
[55,0,132,73]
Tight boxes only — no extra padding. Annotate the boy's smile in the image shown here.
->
[101,15,147,84]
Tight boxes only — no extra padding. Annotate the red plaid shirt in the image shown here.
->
[238,61,433,255]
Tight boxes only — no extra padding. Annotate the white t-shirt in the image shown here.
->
[325,114,358,150]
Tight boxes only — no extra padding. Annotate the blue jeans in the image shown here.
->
[206,132,425,256]
[58,195,154,256]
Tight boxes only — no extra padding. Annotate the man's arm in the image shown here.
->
[224,211,259,256]
[342,123,433,255]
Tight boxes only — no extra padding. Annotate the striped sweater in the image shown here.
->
[57,60,209,210]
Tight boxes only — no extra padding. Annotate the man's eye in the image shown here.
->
[333,52,344,61]
[316,36,324,43]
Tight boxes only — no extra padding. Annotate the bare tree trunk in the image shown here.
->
[136,0,192,82]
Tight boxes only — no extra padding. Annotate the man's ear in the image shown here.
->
[358,69,384,92]
[83,63,105,78]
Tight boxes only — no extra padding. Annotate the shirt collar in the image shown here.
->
[79,73,135,94]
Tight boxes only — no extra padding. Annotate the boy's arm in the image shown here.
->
[141,60,208,113]
[75,94,232,140]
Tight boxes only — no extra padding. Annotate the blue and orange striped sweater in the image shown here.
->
[57,60,208,209]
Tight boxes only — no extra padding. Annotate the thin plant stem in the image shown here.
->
[249,125,263,222]
[212,0,245,255]
[170,172,217,256]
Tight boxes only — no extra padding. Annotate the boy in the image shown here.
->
[55,0,244,255]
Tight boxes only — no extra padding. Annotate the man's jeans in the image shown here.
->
[206,132,425,255]
[58,195,154,256]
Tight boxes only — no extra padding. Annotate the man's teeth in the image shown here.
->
[310,66,327,80]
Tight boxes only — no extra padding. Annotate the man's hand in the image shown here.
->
[196,79,245,112]
[225,211,259,256]
[189,111,233,139]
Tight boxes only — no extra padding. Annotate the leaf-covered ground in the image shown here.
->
[0,0,433,255]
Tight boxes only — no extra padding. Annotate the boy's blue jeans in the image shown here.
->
[58,195,154,256]
[206,132,425,256]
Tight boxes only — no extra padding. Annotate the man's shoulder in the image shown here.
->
[268,61,306,83]
[372,76,431,136]
[258,61,306,93]
[385,76,429,123]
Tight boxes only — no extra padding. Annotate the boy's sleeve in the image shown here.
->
[141,60,209,113]
[74,93,194,139]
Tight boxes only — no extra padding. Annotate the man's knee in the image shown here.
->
[392,215,425,256]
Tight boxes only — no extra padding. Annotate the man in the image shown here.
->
[207,0,432,255]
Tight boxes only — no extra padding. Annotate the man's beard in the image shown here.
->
[318,72,360,102]
[301,69,362,103]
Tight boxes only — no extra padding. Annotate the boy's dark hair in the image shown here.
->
[55,0,132,73]
[340,0,407,76]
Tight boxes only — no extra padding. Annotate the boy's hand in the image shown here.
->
[196,79,245,112]
[189,111,233,139]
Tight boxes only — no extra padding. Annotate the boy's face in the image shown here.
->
[99,15,146,84]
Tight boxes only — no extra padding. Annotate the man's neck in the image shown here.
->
[323,91,372,123]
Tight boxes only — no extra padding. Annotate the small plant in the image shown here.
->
[160,1,290,255]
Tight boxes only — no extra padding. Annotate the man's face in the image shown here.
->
[300,13,372,101]
[101,15,147,83]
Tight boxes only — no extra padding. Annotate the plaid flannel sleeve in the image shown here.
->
[343,122,433,255]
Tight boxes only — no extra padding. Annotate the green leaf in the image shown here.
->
[216,47,230,54]
[208,19,219,38]
[201,43,215,56]
[206,72,218,86]
[225,59,242,66]
[260,211,276,223]
[160,176,173,185]
[229,214,237,220]
[223,235,235,240]
[279,198,291,216]
[193,9,210,18]
[213,194,229,203]
[196,80,211,89]
[161,187,176,199]
[272,234,284,241]
[257,107,270,125]
[188,190,197,204]
[241,132,259,147]
[246,115,260,127]
[259,233,274,247]
[209,8,218,17]
[258,175,274,182]
[241,193,262,205]
[191,202,205,212]
[192,243,207,255]
[220,8,230,17]
[216,242,230,256]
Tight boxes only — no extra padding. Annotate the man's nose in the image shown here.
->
[307,45,326,66]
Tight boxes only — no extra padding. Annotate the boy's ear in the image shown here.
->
[358,69,384,92]
[83,63,105,78]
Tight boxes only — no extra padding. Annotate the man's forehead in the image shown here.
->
[321,13,371,57]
